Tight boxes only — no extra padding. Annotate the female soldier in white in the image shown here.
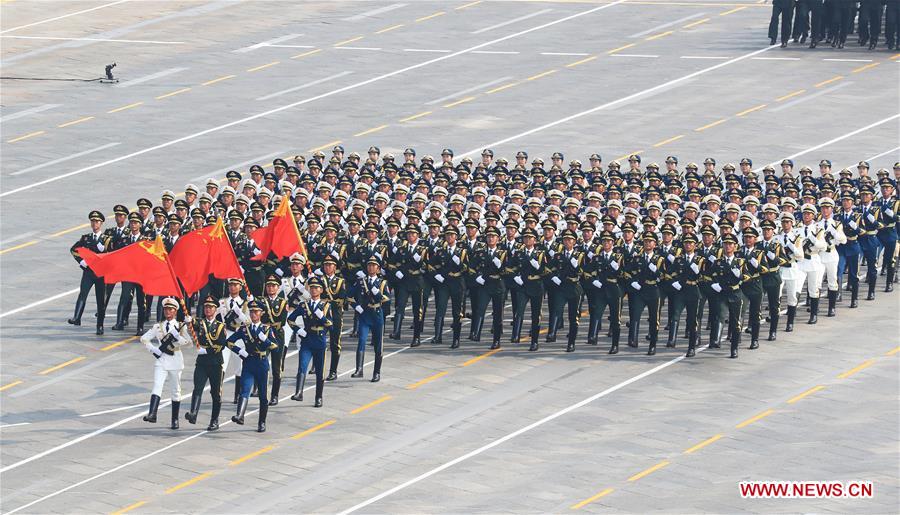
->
[796,204,827,324]
[816,197,847,317]
[778,212,804,332]
[140,297,192,429]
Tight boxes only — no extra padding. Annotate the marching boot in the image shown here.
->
[511,317,522,343]
[685,332,696,358]
[231,397,247,425]
[529,326,540,352]
[666,320,679,348]
[269,376,280,406]
[473,315,485,342]
[565,333,575,353]
[185,392,201,424]
[708,323,721,348]
[886,267,895,292]
[867,280,876,300]
[647,342,656,356]
[233,376,241,404]
[545,315,558,343]
[491,334,501,350]
[451,322,461,349]
[291,373,307,401]
[371,352,382,382]
[850,283,859,308]
[433,317,445,344]
[207,399,221,431]
[314,380,324,408]
[257,403,267,432]
[770,37,777,45]
[170,401,180,430]
[608,326,620,354]
[587,316,599,346]
[68,298,86,326]
[96,322,104,336]
[827,290,837,317]
[351,351,365,378]
[768,315,778,341]
[410,336,422,348]
[327,353,339,381]
[628,320,640,348]
[142,394,160,423]
[807,298,819,324]
[785,306,796,332]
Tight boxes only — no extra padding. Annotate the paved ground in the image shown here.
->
[1,0,898,513]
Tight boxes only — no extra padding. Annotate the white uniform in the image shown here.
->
[141,319,191,401]
[817,217,847,292]
[217,295,249,374]
[796,222,827,298]
[779,229,804,306]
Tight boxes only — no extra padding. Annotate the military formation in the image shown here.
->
[69,146,900,433]
[768,0,900,49]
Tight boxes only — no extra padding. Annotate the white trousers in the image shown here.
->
[151,365,182,401]
[821,252,840,291]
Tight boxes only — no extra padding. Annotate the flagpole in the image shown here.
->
[162,239,200,349]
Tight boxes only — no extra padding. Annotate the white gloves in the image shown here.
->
[548,250,555,257]
[690,262,700,274]
[630,281,641,291]
[371,287,379,295]
[475,275,485,285]
[452,255,461,265]
[197,347,207,355]
[592,279,602,289]
[711,283,722,293]
[530,258,540,269]
[732,267,741,278]
[514,276,524,286]
[183,315,193,324]
[355,305,364,314]
[79,259,88,269]
[150,347,162,358]
[253,248,262,256]
[434,274,445,283]
[275,268,284,277]
[886,209,894,218]
[570,257,578,267]
[551,276,562,286]
[297,328,307,338]
[649,263,657,273]
[708,255,716,263]
[611,261,619,271]
[750,257,758,268]
[314,309,324,319]
[767,251,776,260]
[492,257,502,268]
[849,220,858,230]
[239,348,249,358]
[97,242,105,252]
[667,254,675,263]
[356,270,365,279]
[867,213,876,223]
[247,295,254,302]
[672,281,682,291]
[395,270,404,279]
[587,251,594,259]
[413,253,421,263]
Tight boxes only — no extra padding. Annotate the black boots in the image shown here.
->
[785,306,796,332]
[314,380,324,408]
[291,373,307,401]
[351,351,365,378]
[628,320,640,348]
[232,397,247,425]
[529,326,540,352]
[685,332,697,358]
[327,354,340,381]
[143,394,160,423]
[372,352,382,382]
[171,401,180,430]
[491,333,502,350]
[233,375,240,404]
[451,334,460,349]
[258,403,267,433]
[666,321,680,348]
[208,397,221,431]
[867,281,876,300]
[511,318,522,344]
[269,377,280,406]
[827,290,837,317]
[608,326,620,354]
[565,333,575,353]
[886,267,895,292]
[410,336,421,348]
[185,393,201,424]
[808,298,819,324]
[850,282,859,308]
[68,299,86,326]
[546,315,558,343]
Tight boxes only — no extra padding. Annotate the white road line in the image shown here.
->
[629,12,705,38]
[0,422,32,429]
[0,0,630,200]
[768,81,852,112]
[681,55,730,59]
[403,48,452,53]
[426,76,513,105]
[471,8,552,34]
[471,50,520,54]
[0,104,60,123]
[188,150,285,181]
[113,67,188,88]
[823,58,872,62]
[611,54,658,58]
[255,71,353,101]
[0,231,37,246]
[337,348,706,514]
[343,3,407,22]
[459,44,777,158]
[0,35,183,44]
[540,52,589,56]
[757,114,900,172]
[11,142,121,176]
[0,0,129,34]
[0,289,78,319]
[752,56,799,61]
[863,146,900,162]
[233,33,304,53]
[265,44,317,49]
[334,46,382,51]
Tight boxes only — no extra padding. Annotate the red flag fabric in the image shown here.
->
[169,218,244,295]
[77,236,182,297]
[251,198,303,261]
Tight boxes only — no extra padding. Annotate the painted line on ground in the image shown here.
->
[629,12,704,38]
[112,67,188,87]
[0,0,129,34]
[1,35,183,44]
[0,104,60,123]
[343,3,407,22]
[471,9,552,34]
[233,34,303,53]
[255,71,353,101]
[11,143,121,176]
[426,76,513,105]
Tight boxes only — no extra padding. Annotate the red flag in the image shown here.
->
[169,218,244,295]
[77,236,182,297]
[251,198,304,261]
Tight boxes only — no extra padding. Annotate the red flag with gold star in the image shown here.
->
[77,235,182,297]
[250,197,305,262]
[169,218,245,295]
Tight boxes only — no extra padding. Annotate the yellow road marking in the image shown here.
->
[815,75,843,88]
[111,500,146,515]
[837,359,875,379]
[886,346,900,356]
[354,124,389,137]
[570,487,614,510]
[653,134,684,147]
[486,82,519,94]
[416,11,445,22]
[565,55,597,68]
[334,36,363,47]
[400,110,432,122]
[607,43,635,54]
[101,336,138,351]
[57,116,95,128]
[892,53,900,60]
[683,17,710,28]
[407,371,449,390]
[614,150,643,161]
[720,5,747,15]
[246,61,279,72]
[683,434,723,454]
[202,74,236,86]
[852,62,880,73]
[735,408,774,428]
[786,385,825,404]
[736,103,767,117]
[0,380,24,392]
[0,240,38,254]
[7,130,46,143]
[443,96,476,108]
[776,89,805,102]
[107,101,143,114]
[39,356,86,375]
[526,69,558,81]
[456,0,482,9]
[375,23,404,34]
[155,87,191,100]
[350,395,392,415]
[291,48,321,59]
[50,223,90,238]
[165,472,212,494]
[307,140,342,153]
[461,347,502,367]
[230,445,275,466]
[628,460,670,481]
[695,118,727,132]
[645,30,673,41]
[291,419,336,439]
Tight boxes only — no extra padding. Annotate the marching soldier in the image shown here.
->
[740,227,766,350]
[657,224,683,347]
[817,197,847,316]
[511,228,547,351]
[287,277,331,405]
[857,185,881,300]
[626,232,665,355]
[349,257,390,381]
[679,234,705,358]
[706,234,746,358]
[759,220,785,340]
[320,255,347,380]
[797,204,827,324]
[184,296,227,431]
[112,212,148,334]
[430,225,467,348]
[68,211,112,335]
[140,297,191,429]
[548,229,584,352]
[778,213,805,331]
[836,192,863,308]
[391,224,428,346]
[281,253,310,310]
[227,300,276,432]
[260,275,289,405]
[471,226,508,349]
[876,178,898,292]
[591,231,624,354]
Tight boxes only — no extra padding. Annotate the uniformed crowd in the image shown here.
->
[768,0,900,49]
[69,146,900,433]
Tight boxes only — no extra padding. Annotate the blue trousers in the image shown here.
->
[239,356,269,403]
[299,344,325,379]
[357,309,384,355]
[860,235,880,285]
